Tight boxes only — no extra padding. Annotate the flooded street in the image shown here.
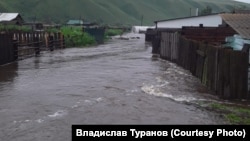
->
[0,33,226,141]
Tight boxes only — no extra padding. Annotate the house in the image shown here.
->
[150,13,225,50]
[153,12,250,95]
[0,13,24,25]
[154,13,223,29]
[220,13,250,50]
[132,26,152,34]
[66,20,84,26]
[153,12,250,50]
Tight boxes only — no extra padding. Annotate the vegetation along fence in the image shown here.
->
[157,31,249,99]
[0,32,65,65]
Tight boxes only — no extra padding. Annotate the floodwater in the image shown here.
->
[0,33,226,141]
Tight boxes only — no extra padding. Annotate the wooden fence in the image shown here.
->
[0,32,65,65]
[151,28,181,55]
[160,32,179,62]
[13,32,65,59]
[158,33,249,99]
[145,28,156,42]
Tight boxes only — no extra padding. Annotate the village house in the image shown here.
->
[66,20,84,26]
[154,13,223,29]
[152,11,250,51]
[220,13,250,50]
[148,11,250,99]
[0,13,24,25]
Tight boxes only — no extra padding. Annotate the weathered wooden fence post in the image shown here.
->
[62,34,65,48]
[13,39,18,60]
[242,44,250,99]
[152,34,160,54]
[49,35,54,51]
[229,50,248,99]
[59,32,65,49]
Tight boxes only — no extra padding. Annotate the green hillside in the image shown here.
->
[0,0,249,25]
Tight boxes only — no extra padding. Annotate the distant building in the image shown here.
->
[132,26,153,34]
[154,13,223,29]
[0,13,24,25]
[153,11,250,49]
[66,20,84,26]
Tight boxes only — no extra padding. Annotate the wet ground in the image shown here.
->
[0,33,227,141]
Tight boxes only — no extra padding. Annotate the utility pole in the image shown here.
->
[141,15,143,26]
[79,16,81,25]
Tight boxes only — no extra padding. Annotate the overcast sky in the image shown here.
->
[234,0,250,4]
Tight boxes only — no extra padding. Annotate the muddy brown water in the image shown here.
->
[0,33,227,141]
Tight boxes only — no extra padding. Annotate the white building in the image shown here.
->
[0,13,24,25]
[155,13,223,28]
[131,26,153,33]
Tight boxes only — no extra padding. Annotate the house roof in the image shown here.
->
[220,13,250,39]
[154,13,223,23]
[67,20,83,25]
[0,13,20,22]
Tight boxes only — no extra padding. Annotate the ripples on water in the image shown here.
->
[0,33,236,141]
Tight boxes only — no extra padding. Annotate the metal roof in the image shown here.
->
[0,13,20,22]
[154,13,224,23]
[220,13,250,39]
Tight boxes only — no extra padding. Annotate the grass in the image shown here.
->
[60,27,125,47]
[104,28,124,40]
[0,24,31,32]
[208,103,250,124]
[0,25,116,47]
[45,28,60,33]
[105,29,124,37]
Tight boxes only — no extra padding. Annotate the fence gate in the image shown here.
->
[160,32,179,62]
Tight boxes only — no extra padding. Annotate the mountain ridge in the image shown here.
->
[0,0,249,25]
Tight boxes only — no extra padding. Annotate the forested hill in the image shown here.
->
[0,0,249,25]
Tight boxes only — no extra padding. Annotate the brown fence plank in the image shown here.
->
[206,45,219,91]
[217,48,231,98]
[229,51,248,99]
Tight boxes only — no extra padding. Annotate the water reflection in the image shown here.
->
[0,63,18,83]
[33,57,41,69]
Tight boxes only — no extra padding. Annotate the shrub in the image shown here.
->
[105,29,123,37]
[60,26,96,47]
[0,24,31,32]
